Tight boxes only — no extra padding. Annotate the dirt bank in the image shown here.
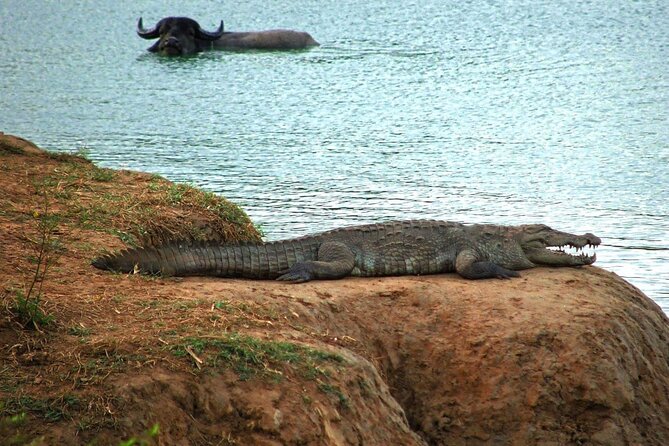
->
[1,134,668,445]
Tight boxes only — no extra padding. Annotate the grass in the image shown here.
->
[12,291,54,330]
[0,144,26,155]
[210,299,280,324]
[317,383,350,409]
[68,325,92,337]
[66,353,140,389]
[213,300,234,313]
[0,411,39,446]
[170,333,344,381]
[1,395,80,422]
[166,183,190,204]
[0,405,158,446]
[10,146,261,248]
[118,423,160,446]
[74,146,91,159]
[0,135,45,157]
[91,167,115,182]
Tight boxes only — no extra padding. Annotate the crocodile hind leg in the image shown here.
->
[277,241,356,283]
[455,249,520,279]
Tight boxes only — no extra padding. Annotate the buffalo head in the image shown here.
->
[137,17,225,56]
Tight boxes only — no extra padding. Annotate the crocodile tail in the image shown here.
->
[92,239,319,279]
[92,242,242,277]
[92,245,175,275]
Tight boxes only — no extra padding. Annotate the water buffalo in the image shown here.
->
[137,17,319,56]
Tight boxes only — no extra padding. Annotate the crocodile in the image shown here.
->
[92,220,600,282]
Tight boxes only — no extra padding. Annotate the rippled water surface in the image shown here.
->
[2,0,668,312]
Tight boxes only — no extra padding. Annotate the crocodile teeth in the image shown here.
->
[547,244,597,258]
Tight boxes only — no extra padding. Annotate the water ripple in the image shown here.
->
[2,0,668,314]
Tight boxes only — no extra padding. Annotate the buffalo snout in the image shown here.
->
[160,36,183,54]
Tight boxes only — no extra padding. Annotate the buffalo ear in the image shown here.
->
[147,41,160,52]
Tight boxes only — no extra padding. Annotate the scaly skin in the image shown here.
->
[92,220,601,282]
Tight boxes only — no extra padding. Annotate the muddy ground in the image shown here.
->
[1,134,668,445]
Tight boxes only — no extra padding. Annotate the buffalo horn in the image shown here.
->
[136,17,162,39]
[196,21,225,40]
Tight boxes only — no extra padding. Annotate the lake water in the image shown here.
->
[2,0,668,313]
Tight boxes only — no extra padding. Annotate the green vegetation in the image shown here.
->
[162,182,253,228]
[0,411,39,446]
[45,148,91,164]
[317,383,350,409]
[1,395,80,423]
[166,183,190,204]
[253,222,266,238]
[0,406,159,446]
[0,143,25,155]
[68,353,142,388]
[2,144,261,247]
[213,300,234,313]
[12,290,55,330]
[68,325,92,337]
[77,164,256,244]
[74,146,91,159]
[109,229,138,247]
[212,299,258,316]
[91,167,115,182]
[118,423,160,446]
[170,333,344,381]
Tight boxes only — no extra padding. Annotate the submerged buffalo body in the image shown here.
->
[137,17,319,55]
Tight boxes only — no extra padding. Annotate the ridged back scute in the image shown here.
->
[309,219,456,240]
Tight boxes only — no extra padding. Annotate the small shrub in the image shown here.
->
[9,187,61,330]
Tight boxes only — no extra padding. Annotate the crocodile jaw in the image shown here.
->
[510,225,601,267]
[524,247,597,266]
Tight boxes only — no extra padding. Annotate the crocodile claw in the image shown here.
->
[497,269,520,279]
[276,264,314,283]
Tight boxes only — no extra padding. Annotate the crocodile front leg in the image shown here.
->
[455,249,520,280]
[277,241,356,283]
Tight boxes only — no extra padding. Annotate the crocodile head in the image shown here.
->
[508,224,600,267]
